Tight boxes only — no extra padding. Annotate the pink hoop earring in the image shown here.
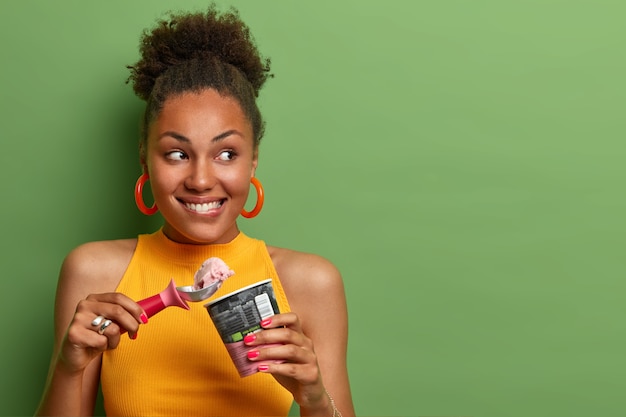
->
[135,173,158,215]
[241,177,264,219]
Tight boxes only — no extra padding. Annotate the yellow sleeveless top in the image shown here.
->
[101,229,293,416]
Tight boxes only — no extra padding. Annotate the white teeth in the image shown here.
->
[185,201,222,213]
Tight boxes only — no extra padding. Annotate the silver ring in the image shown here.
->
[91,315,105,326]
[98,319,113,335]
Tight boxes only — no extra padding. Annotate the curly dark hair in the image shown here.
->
[127,4,272,159]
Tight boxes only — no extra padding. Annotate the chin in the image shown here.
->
[164,221,239,245]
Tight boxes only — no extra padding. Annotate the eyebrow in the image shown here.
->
[158,129,243,143]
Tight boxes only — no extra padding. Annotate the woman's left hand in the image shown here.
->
[244,312,330,412]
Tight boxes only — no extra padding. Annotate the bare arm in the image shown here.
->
[36,239,142,416]
[255,248,355,417]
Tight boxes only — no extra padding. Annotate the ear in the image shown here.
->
[139,161,148,175]
[251,149,259,178]
[139,141,148,174]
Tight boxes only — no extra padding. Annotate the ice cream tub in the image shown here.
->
[204,279,281,377]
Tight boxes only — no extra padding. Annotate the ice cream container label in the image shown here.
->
[204,279,281,377]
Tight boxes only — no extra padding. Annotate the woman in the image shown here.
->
[36,5,354,417]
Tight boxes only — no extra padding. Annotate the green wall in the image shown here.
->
[1,1,625,416]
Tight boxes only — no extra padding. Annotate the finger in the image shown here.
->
[66,321,109,352]
[91,315,139,340]
[248,343,316,364]
[85,292,147,324]
[260,312,301,331]
[85,305,139,336]
[100,306,140,335]
[78,297,145,335]
[245,327,312,350]
[66,319,122,353]
[256,360,320,384]
[99,321,122,350]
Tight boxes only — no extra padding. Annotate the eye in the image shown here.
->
[216,150,237,161]
[166,150,187,161]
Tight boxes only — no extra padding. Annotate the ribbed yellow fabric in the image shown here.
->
[101,229,293,417]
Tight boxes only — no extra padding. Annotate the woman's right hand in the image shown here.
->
[58,293,147,374]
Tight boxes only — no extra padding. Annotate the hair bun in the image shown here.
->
[128,5,271,101]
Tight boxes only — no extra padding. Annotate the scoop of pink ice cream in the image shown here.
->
[193,257,235,290]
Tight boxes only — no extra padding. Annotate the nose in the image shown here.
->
[184,160,216,191]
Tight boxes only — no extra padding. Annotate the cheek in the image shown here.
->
[222,168,254,196]
[148,167,175,195]
[226,173,252,194]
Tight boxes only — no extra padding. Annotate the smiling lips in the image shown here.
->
[184,200,224,213]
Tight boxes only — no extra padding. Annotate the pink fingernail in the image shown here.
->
[243,334,256,344]
[130,332,138,340]
[258,364,270,372]
[247,350,260,360]
[140,313,148,324]
[260,318,272,327]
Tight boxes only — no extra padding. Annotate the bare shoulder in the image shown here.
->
[267,245,343,295]
[267,245,346,330]
[59,238,138,297]
[52,238,138,345]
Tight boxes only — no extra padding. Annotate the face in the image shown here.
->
[145,89,258,244]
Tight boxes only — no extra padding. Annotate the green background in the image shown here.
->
[1,1,624,416]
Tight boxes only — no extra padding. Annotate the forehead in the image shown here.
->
[151,89,253,137]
